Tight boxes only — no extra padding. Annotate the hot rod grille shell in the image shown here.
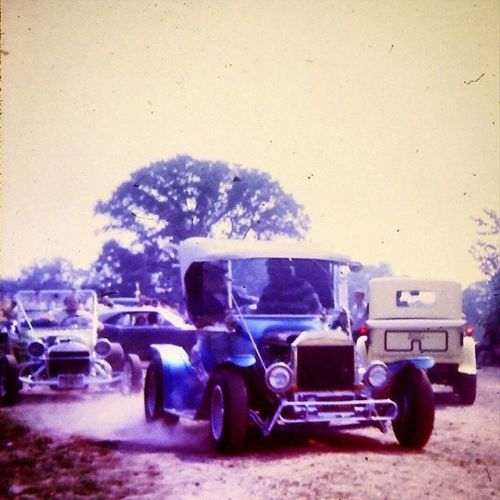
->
[48,351,91,376]
[296,345,354,390]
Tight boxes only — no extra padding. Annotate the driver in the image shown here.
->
[257,259,321,315]
[57,294,94,327]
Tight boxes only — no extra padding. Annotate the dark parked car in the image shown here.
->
[98,306,196,361]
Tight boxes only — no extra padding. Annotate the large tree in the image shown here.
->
[96,155,310,244]
[94,155,310,298]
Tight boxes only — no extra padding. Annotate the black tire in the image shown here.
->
[455,373,477,405]
[391,365,435,449]
[144,358,164,422]
[209,368,249,453]
[121,354,143,395]
[0,355,20,406]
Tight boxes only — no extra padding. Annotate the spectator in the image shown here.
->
[257,259,321,315]
[350,290,368,340]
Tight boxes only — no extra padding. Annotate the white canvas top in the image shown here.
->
[178,237,356,278]
[368,277,463,320]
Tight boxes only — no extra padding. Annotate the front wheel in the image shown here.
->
[0,355,20,406]
[391,365,435,449]
[209,368,249,453]
[455,373,477,405]
[121,354,143,395]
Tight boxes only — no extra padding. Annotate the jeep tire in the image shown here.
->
[455,373,477,405]
[391,365,434,449]
[209,368,249,453]
[0,354,20,406]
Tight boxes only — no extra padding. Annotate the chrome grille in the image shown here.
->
[48,351,91,376]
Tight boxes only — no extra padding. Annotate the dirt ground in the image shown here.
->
[1,367,499,499]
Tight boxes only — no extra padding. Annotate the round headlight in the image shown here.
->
[364,362,389,389]
[27,340,46,358]
[265,362,293,393]
[94,339,112,358]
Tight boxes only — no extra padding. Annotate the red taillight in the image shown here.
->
[358,325,369,336]
[464,324,474,336]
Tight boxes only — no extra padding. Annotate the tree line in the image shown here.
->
[1,156,498,337]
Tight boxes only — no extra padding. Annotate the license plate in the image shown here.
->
[385,331,448,352]
[58,374,86,389]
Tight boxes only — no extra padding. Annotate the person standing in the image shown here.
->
[350,290,368,341]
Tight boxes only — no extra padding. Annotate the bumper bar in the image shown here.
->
[249,395,398,436]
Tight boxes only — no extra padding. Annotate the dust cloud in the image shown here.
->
[10,390,211,453]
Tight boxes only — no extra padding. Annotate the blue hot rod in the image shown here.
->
[144,238,435,452]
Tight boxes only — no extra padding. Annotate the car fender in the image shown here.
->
[150,344,202,411]
[387,356,435,377]
[458,336,477,375]
[355,336,368,366]
[225,354,256,368]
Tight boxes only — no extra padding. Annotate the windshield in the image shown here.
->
[185,258,337,323]
[16,290,96,329]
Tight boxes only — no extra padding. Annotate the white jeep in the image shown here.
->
[358,278,476,405]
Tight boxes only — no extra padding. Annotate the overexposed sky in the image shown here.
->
[1,0,499,287]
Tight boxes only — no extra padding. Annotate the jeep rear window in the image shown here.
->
[395,290,436,308]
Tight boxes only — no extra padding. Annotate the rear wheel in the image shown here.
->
[391,365,434,449]
[209,368,248,453]
[121,354,143,395]
[0,355,20,406]
[107,343,125,373]
[455,373,476,405]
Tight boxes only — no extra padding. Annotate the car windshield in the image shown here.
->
[185,258,338,320]
[16,290,96,329]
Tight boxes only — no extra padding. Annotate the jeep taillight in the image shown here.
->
[464,324,474,336]
[358,325,369,336]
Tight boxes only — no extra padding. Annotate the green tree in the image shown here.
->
[95,155,310,297]
[470,209,499,277]
[462,280,490,339]
[0,258,87,294]
[348,262,393,304]
[94,239,177,299]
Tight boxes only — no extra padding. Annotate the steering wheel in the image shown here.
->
[60,315,90,328]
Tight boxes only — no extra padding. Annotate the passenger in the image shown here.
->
[257,259,321,315]
[189,262,229,327]
[147,312,158,326]
[134,315,147,326]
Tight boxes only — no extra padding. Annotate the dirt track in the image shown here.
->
[1,367,499,499]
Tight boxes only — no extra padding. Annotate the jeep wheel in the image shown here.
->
[455,373,476,405]
[0,355,20,406]
[121,354,143,395]
[392,365,434,449]
[209,368,248,453]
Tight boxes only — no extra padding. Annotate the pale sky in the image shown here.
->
[1,0,499,287]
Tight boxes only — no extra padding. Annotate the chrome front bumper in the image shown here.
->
[249,391,398,436]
